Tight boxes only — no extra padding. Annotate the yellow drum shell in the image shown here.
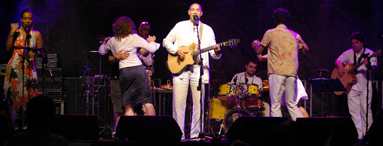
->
[247,84,260,96]
[218,83,232,95]
[209,97,227,120]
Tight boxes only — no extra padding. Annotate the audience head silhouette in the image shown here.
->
[26,95,56,131]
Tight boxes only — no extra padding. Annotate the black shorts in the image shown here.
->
[119,65,152,106]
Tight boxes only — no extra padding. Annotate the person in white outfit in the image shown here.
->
[335,32,377,140]
[163,3,221,139]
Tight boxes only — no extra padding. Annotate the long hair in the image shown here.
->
[112,16,137,40]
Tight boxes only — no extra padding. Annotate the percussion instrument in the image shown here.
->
[209,97,228,120]
[218,83,235,96]
[262,80,269,92]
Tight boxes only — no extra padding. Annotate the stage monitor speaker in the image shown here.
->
[294,117,357,146]
[226,117,290,146]
[367,112,383,146]
[52,115,98,142]
[116,116,182,143]
[0,114,13,142]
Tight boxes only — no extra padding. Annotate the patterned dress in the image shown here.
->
[3,30,40,110]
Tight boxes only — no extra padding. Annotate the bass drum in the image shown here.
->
[223,105,268,133]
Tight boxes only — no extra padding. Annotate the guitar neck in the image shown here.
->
[354,51,380,69]
[197,42,229,54]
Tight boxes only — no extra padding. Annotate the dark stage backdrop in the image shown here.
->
[1,0,383,85]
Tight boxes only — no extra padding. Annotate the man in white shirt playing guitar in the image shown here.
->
[334,32,378,142]
[163,3,221,140]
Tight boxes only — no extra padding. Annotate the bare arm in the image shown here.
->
[297,35,309,52]
[251,40,267,61]
[251,40,265,54]
[35,31,43,49]
[6,23,19,51]
[258,54,268,62]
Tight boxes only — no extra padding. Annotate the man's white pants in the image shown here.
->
[269,74,303,121]
[348,86,373,140]
[172,70,205,139]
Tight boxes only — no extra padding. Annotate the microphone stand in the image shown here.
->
[194,20,206,138]
[365,58,374,139]
[20,30,31,129]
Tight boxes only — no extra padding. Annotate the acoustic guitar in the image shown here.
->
[167,39,239,74]
[331,49,381,92]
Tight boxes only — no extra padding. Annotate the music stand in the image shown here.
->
[309,78,345,116]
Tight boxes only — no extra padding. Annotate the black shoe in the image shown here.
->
[354,139,368,146]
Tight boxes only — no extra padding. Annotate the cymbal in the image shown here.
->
[88,50,99,53]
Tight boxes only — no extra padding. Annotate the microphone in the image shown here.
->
[24,25,32,42]
[24,24,32,34]
[192,15,199,25]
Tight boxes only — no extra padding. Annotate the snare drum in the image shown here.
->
[247,84,260,96]
[241,97,263,109]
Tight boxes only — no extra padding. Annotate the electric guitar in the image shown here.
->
[331,49,381,92]
[167,39,240,74]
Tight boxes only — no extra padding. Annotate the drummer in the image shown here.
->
[230,60,270,116]
[230,60,263,94]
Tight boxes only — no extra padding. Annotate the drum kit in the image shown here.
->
[209,81,269,135]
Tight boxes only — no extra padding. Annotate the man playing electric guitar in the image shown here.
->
[334,32,377,142]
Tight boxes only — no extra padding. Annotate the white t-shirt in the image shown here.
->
[163,20,221,83]
[99,34,160,69]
